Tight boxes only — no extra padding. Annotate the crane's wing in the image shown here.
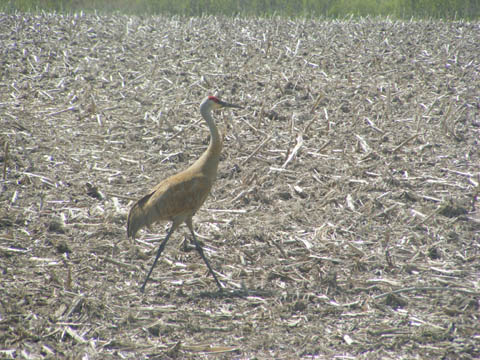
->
[127,171,213,239]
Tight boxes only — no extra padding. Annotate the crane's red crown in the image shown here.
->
[208,96,221,103]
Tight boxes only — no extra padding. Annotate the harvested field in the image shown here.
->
[1,13,480,359]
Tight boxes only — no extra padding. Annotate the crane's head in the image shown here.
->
[206,96,242,110]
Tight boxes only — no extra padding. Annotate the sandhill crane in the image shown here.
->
[127,96,242,293]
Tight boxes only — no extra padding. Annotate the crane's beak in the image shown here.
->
[218,100,243,109]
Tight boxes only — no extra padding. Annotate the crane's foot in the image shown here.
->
[215,282,224,292]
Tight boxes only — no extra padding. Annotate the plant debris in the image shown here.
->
[1,13,479,359]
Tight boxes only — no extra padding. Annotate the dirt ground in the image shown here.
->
[1,13,479,359]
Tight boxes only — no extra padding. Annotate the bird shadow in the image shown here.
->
[197,288,275,299]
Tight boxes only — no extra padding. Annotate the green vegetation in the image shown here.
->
[1,0,479,19]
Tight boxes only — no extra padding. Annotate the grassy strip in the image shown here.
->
[1,0,478,19]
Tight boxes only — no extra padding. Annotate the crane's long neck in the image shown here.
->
[191,102,223,176]
[201,104,222,156]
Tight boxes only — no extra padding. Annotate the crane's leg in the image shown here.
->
[140,224,176,293]
[186,218,223,291]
